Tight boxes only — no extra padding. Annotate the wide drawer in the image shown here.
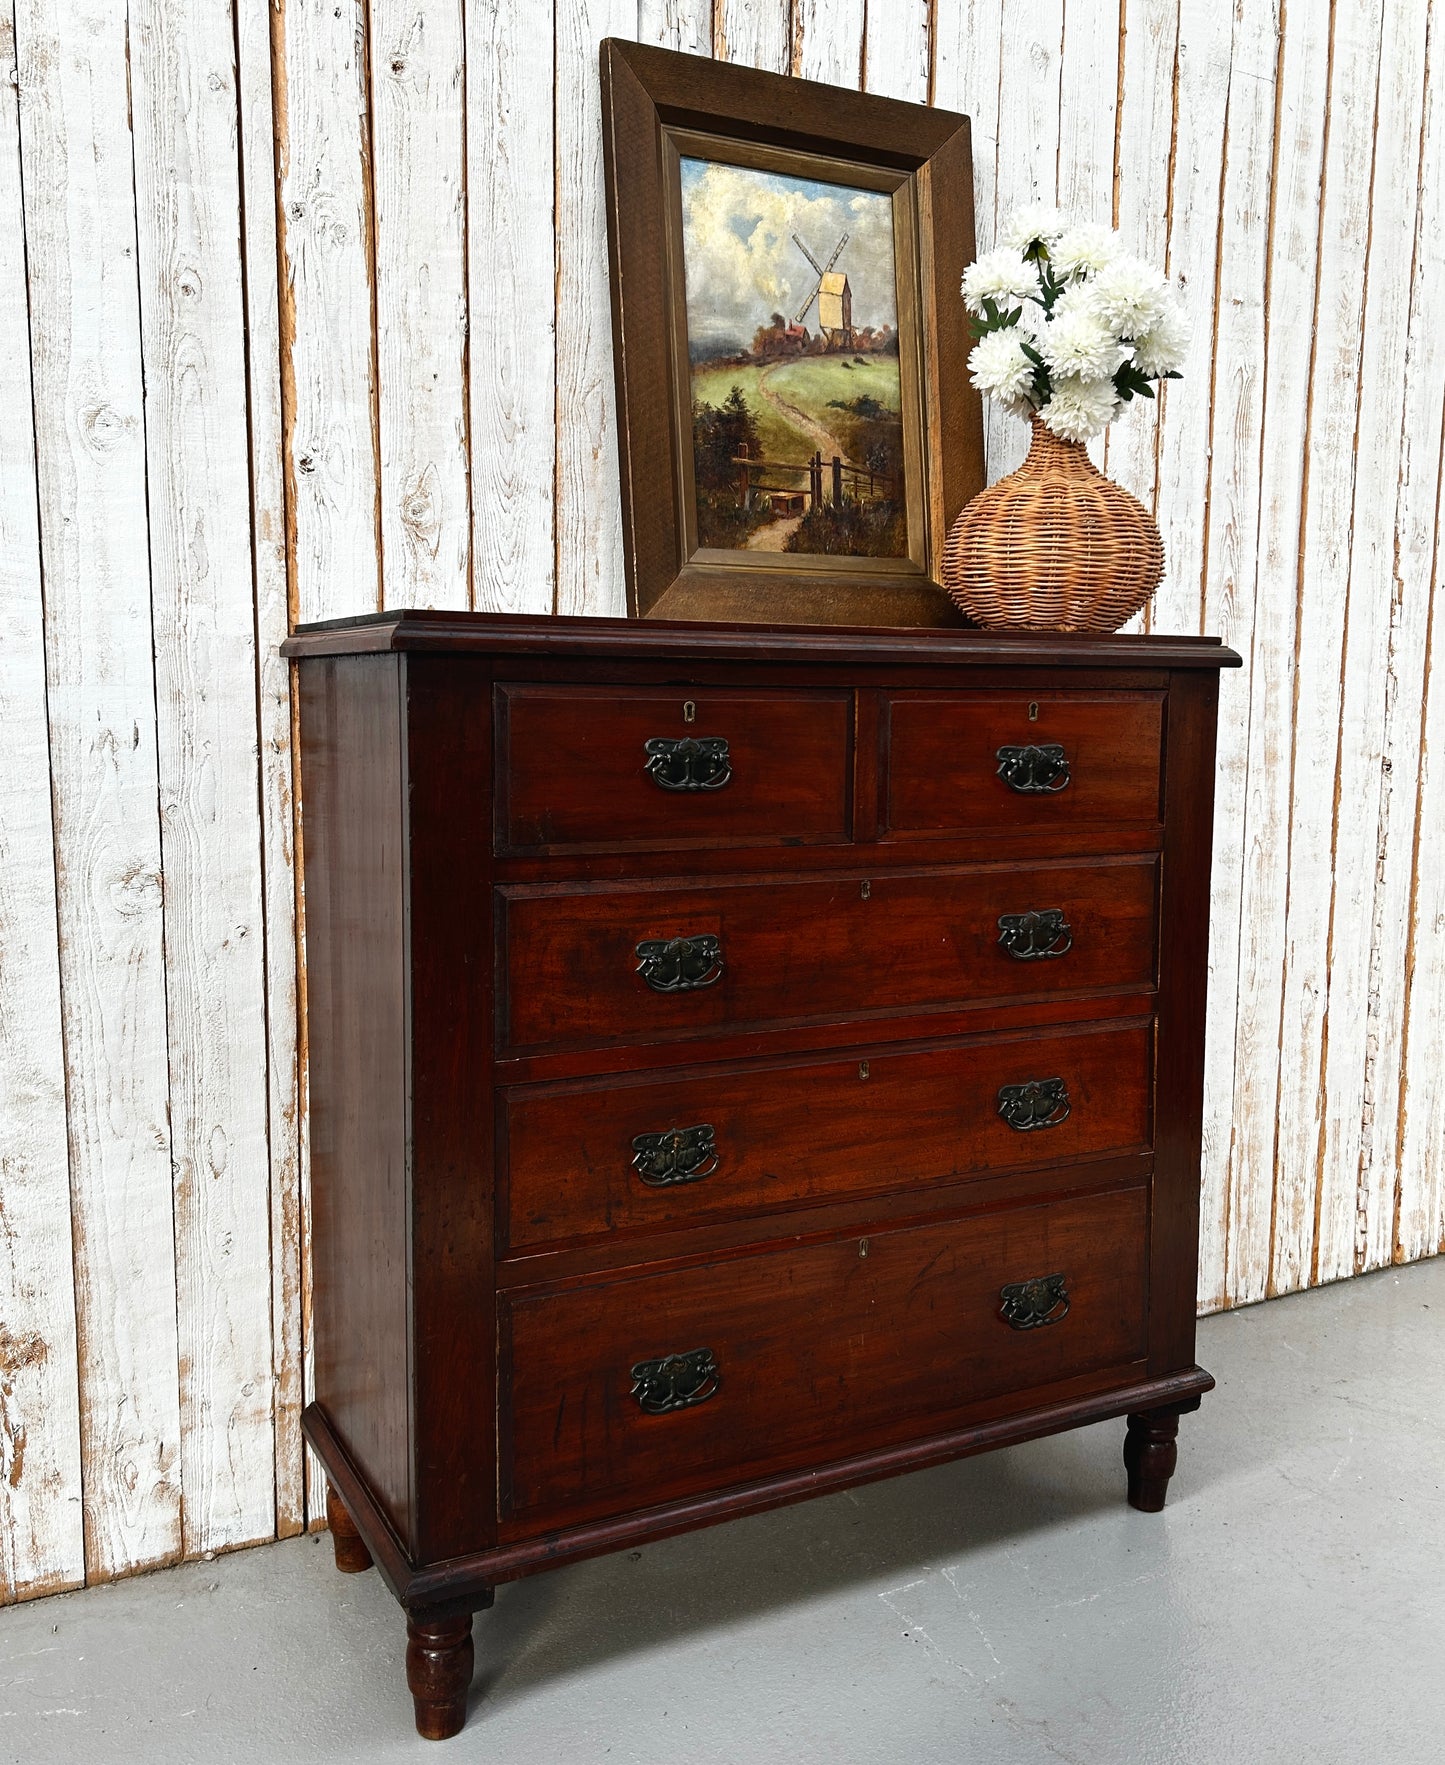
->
[495,683,853,853]
[882,691,1164,837]
[502,1020,1152,1251]
[497,859,1157,1056]
[500,1184,1149,1528]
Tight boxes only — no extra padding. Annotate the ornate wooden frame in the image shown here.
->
[600,39,985,627]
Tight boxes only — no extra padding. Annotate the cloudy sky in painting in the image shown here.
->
[680,157,899,355]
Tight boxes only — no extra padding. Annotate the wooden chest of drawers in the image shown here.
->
[283,610,1239,1739]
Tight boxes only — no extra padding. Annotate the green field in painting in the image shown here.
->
[691,354,901,469]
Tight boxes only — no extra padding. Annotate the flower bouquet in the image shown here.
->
[941,206,1189,631]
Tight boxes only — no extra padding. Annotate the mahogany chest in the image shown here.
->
[283,610,1240,1739]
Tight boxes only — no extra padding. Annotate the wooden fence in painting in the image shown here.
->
[733,446,896,512]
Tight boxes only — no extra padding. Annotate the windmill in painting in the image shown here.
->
[793,233,855,350]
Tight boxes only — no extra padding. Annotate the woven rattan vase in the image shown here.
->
[941,415,1164,631]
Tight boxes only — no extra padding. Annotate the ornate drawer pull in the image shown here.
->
[635,934,724,992]
[996,742,1070,793]
[999,1273,1071,1330]
[997,908,1073,960]
[632,1124,719,1187]
[997,1077,1071,1131]
[630,1347,720,1414]
[643,736,732,791]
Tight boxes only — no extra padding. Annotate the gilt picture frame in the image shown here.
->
[600,39,985,627]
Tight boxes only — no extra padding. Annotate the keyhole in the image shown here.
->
[1028,701,1039,722]
[858,1060,869,1080]
[860,879,871,900]
[859,1238,870,1258]
[683,700,696,724]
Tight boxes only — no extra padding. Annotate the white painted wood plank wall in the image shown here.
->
[2,0,1443,1601]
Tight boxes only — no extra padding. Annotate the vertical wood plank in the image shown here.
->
[793,0,863,85]
[1105,0,1177,525]
[554,0,637,616]
[863,1,931,102]
[275,0,381,623]
[236,0,304,1539]
[371,0,470,610]
[1150,0,1230,640]
[1272,0,1383,1296]
[129,0,277,1554]
[1325,0,1429,1280]
[933,0,1007,472]
[1391,0,1445,1268]
[1181,0,1273,1310]
[0,0,85,1605]
[1057,0,1121,470]
[1228,0,1329,1305]
[467,0,558,615]
[990,2,1063,479]
[714,0,788,72]
[14,0,184,1581]
[639,0,711,54]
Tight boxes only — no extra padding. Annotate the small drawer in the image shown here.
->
[499,1185,1149,1528]
[496,859,1157,1056]
[495,684,853,853]
[502,1020,1152,1250]
[882,691,1164,838]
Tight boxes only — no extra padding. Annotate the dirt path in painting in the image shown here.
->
[755,361,856,464]
[743,512,805,551]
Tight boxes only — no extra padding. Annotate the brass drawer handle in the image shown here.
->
[632,1124,719,1187]
[996,742,1070,793]
[1000,1273,1071,1330]
[630,1348,720,1414]
[997,1077,1071,1131]
[635,934,724,992]
[997,908,1073,960]
[643,736,732,791]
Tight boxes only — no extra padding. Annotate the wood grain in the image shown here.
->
[235,0,305,1540]
[1391,0,1445,1267]
[1273,0,1382,1298]
[466,0,557,614]
[0,0,84,1604]
[555,0,636,616]
[371,0,470,610]
[1327,0,1429,1280]
[1226,0,1327,1306]
[714,0,790,72]
[14,0,184,1581]
[863,1,932,103]
[274,0,381,622]
[794,0,863,85]
[129,0,276,1556]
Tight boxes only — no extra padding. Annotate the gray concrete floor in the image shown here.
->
[3,1259,1441,1765]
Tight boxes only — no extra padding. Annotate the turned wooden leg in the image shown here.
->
[406,1614,476,1741]
[326,1486,373,1574]
[1123,1407,1182,1512]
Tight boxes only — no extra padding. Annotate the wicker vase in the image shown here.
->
[941,414,1164,632]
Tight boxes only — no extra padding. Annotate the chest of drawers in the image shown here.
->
[283,610,1240,1739]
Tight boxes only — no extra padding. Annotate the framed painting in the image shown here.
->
[600,39,984,626]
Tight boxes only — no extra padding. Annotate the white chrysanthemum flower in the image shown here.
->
[968,329,1037,403]
[960,247,1042,316]
[1038,302,1131,385]
[1049,222,1120,278]
[1041,375,1121,443]
[1088,255,1169,338]
[1131,294,1193,375]
[1001,203,1066,254]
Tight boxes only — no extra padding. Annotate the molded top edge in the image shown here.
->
[281,609,1242,669]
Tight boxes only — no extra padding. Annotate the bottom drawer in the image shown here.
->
[500,1184,1148,1529]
